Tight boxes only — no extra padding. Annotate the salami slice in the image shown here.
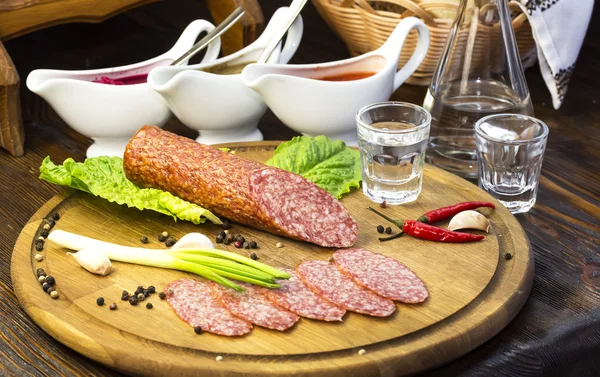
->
[296,260,396,317]
[333,249,428,303]
[210,282,299,331]
[164,278,252,336]
[259,268,346,322]
[123,126,358,247]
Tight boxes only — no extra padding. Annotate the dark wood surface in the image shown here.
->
[0,0,598,376]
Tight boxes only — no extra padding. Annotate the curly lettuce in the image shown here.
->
[39,156,221,225]
[266,136,362,199]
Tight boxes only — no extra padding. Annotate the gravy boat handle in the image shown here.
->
[377,17,430,91]
[165,20,221,65]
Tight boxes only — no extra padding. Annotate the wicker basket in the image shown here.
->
[312,0,536,86]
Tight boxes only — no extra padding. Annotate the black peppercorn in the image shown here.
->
[36,268,46,277]
[504,253,513,260]
[146,302,153,309]
[121,294,130,301]
[165,236,177,247]
[218,230,226,238]
[158,292,166,300]
[46,219,55,229]
[243,242,250,249]
[220,220,231,230]
[376,225,384,233]
[35,241,44,252]
[46,286,56,294]
[194,326,203,334]
[96,297,105,306]
[249,241,258,249]
[52,213,60,221]
[129,296,139,306]
[147,286,156,294]
[250,253,258,260]
[42,283,51,292]
[40,229,49,238]
[122,290,129,296]
[385,227,392,234]
[216,235,224,243]
[143,289,151,297]
[140,236,149,244]
[45,276,55,286]
[236,235,245,243]
[158,234,166,242]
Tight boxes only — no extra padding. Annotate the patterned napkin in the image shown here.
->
[516,0,594,109]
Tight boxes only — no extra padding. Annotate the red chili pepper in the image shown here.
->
[368,204,492,242]
[417,201,495,224]
[402,220,484,243]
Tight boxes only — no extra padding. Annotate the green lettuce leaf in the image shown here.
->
[39,156,221,225]
[265,136,362,199]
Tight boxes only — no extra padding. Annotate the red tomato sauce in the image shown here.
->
[317,72,376,81]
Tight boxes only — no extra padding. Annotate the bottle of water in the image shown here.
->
[423,0,533,178]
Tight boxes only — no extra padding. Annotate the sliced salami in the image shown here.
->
[259,268,346,322]
[210,282,299,331]
[164,278,252,336]
[296,260,396,317]
[333,248,428,303]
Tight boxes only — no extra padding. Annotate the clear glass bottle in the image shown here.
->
[423,0,534,178]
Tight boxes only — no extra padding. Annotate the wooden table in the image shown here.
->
[1,1,598,376]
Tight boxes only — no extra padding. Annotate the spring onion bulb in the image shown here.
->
[48,230,289,292]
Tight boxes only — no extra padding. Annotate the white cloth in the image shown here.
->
[516,0,594,109]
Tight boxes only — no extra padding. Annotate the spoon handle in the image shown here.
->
[257,0,308,64]
[171,7,245,66]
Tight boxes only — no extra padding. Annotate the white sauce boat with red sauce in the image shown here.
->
[241,17,430,145]
[146,7,303,145]
[26,20,220,157]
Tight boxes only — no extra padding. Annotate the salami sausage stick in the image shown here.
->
[123,126,358,247]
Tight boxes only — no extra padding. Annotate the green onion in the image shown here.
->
[47,230,288,292]
[169,253,276,281]
[168,248,291,279]
[171,259,243,292]
[201,265,280,289]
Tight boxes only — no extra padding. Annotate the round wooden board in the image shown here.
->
[12,141,533,377]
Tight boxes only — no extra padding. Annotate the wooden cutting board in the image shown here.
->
[11,141,533,377]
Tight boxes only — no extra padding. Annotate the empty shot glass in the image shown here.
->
[357,102,431,205]
[475,114,549,214]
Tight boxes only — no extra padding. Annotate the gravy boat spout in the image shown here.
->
[242,17,430,145]
[148,7,303,145]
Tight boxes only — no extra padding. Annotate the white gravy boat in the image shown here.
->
[241,17,430,145]
[26,20,220,157]
[147,7,303,145]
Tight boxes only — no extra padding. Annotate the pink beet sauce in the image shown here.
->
[92,73,148,85]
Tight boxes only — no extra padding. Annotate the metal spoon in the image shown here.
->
[256,0,308,64]
[171,7,246,66]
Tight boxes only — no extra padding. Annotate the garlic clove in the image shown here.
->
[171,232,215,250]
[67,248,112,276]
[448,210,491,233]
